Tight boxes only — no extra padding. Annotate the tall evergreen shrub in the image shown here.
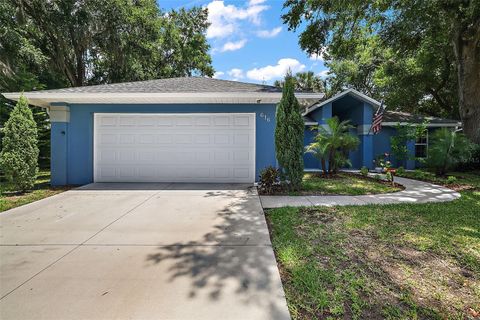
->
[275,73,304,190]
[0,95,39,191]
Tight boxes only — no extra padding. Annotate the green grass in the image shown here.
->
[0,170,68,212]
[267,171,480,319]
[396,170,480,189]
[291,172,401,196]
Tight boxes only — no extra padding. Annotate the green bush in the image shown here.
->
[259,166,280,194]
[275,72,304,190]
[425,128,474,175]
[360,166,369,176]
[385,171,394,182]
[396,166,405,175]
[446,176,457,184]
[0,95,39,192]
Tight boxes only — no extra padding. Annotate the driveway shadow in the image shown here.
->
[144,188,290,319]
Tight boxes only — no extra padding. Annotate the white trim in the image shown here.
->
[48,105,70,122]
[357,124,373,135]
[415,130,428,158]
[304,121,318,126]
[381,122,462,128]
[2,91,324,108]
[303,88,381,116]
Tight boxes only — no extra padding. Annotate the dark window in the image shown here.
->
[415,131,428,158]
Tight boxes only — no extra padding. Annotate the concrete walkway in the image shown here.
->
[260,176,461,208]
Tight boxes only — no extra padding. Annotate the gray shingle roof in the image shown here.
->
[384,111,460,125]
[35,77,282,94]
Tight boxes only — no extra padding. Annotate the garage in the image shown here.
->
[4,77,323,186]
[93,113,256,183]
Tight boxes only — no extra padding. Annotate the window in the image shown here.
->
[415,131,428,158]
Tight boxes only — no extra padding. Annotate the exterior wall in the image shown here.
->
[50,122,68,185]
[303,126,319,169]
[50,103,277,185]
[373,126,416,169]
[308,100,375,170]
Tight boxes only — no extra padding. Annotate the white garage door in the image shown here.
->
[93,113,255,183]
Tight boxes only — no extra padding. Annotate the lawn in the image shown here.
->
[273,172,402,196]
[0,170,69,212]
[267,171,480,319]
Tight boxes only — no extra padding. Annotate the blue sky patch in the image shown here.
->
[160,0,328,84]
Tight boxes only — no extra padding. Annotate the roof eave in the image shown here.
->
[303,88,381,116]
[381,122,462,128]
[2,91,324,107]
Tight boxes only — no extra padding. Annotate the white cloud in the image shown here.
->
[227,68,244,80]
[249,0,266,5]
[318,69,330,79]
[206,0,269,39]
[213,71,225,79]
[309,52,325,61]
[256,26,282,38]
[220,39,247,52]
[246,58,306,81]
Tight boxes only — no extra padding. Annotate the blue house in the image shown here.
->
[302,89,461,172]
[2,78,461,186]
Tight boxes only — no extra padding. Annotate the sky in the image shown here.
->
[159,0,328,85]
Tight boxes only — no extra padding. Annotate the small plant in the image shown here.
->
[412,169,426,180]
[374,174,381,180]
[385,171,395,186]
[446,176,457,184]
[374,153,391,172]
[396,166,405,175]
[425,128,475,175]
[360,166,369,177]
[259,166,280,194]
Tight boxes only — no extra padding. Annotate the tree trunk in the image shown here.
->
[328,151,334,174]
[452,26,480,144]
[321,157,327,175]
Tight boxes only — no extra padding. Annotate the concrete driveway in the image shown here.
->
[0,183,290,320]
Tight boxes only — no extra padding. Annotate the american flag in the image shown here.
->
[371,102,384,134]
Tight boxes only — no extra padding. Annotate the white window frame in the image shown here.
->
[415,131,428,158]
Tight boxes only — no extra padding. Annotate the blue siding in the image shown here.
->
[50,122,68,186]
[373,127,418,169]
[373,127,394,161]
[52,103,277,185]
[303,126,319,169]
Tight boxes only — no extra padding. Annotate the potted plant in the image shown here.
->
[373,154,385,173]
[374,153,392,173]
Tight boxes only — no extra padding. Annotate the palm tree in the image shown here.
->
[305,117,360,175]
[305,134,330,174]
[274,71,324,93]
[426,128,474,175]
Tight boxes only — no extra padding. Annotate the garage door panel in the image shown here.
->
[94,114,255,183]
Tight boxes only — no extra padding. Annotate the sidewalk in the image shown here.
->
[260,176,461,208]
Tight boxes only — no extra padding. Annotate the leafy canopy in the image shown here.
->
[1,0,214,89]
[282,0,480,142]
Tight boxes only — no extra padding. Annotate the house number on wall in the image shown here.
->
[259,112,270,122]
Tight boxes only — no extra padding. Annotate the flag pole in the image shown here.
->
[367,100,385,135]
